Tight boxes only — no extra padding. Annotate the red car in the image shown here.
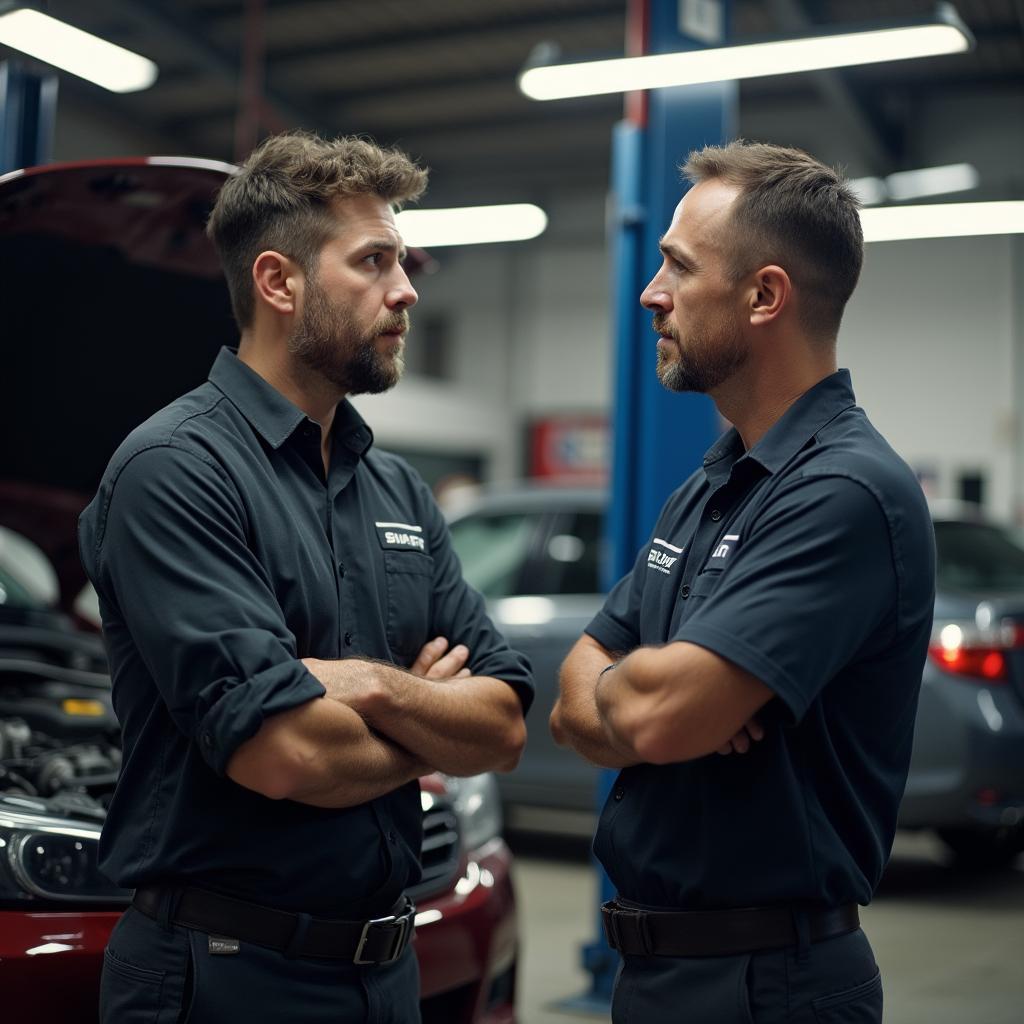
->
[0,159,518,1023]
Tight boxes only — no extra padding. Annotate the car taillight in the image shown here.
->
[927,619,1024,684]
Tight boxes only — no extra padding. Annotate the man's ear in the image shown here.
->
[748,265,791,327]
[252,251,301,316]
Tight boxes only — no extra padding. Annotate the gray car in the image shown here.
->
[448,485,1024,867]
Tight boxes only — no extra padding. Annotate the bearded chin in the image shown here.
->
[289,287,404,396]
[345,339,404,396]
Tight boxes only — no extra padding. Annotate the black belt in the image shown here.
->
[133,885,415,964]
[602,898,860,958]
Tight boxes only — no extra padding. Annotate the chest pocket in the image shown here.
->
[384,550,434,665]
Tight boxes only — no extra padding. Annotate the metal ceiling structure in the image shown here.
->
[5,0,1024,205]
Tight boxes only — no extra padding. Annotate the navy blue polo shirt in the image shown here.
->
[79,348,532,917]
[586,370,935,910]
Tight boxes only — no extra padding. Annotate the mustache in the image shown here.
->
[374,312,410,335]
[652,314,677,340]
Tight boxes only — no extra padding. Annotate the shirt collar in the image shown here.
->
[702,369,856,479]
[208,347,374,455]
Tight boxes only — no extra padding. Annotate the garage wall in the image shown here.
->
[361,204,1021,518]
[842,234,1017,520]
[47,96,1023,512]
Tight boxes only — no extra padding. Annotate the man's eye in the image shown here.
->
[364,253,383,265]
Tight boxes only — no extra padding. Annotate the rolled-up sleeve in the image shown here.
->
[84,444,325,775]
[418,483,534,714]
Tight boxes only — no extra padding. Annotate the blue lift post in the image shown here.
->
[557,0,736,1014]
[0,59,58,174]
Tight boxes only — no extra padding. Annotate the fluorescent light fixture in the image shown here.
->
[396,204,548,247]
[0,8,158,93]
[851,163,979,206]
[519,11,971,100]
[885,162,979,201]
[860,202,1024,242]
[848,176,888,206]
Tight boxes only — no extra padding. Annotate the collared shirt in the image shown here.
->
[79,348,532,916]
[586,370,935,909]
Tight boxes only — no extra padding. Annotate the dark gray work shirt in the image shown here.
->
[586,370,935,910]
[79,348,532,916]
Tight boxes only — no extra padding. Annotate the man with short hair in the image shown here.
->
[80,131,532,1023]
[551,141,934,1023]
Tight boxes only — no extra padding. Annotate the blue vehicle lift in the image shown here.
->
[556,0,735,1013]
[0,59,57,174]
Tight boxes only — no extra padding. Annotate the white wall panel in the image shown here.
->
[841,235,1015,518]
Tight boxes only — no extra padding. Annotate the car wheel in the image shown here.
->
[936,825,1024,869]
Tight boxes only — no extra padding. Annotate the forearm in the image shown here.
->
[551,636,639,769]
[307,658,526,777]
[227,697,428,808]
[594,643,774,764]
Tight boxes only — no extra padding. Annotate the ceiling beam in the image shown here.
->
[262,1,625,68]
[765,0,897,173]
[121,0,340,136]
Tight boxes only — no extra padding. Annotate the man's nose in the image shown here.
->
[388,268,418,309]
[640,275,671,311]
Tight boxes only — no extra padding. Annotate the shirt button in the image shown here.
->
[710,509,722,521]
[344,632,353,646]
[202,733,213,748]
[337,561,346,578]
[680,584,690,598]
[387,831,397,843]
[613,786,625,801]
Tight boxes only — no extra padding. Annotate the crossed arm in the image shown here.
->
[551,633,771,767]
[228,639,526,808]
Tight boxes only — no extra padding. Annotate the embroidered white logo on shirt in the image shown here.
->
[647,537,683,574]
[708,534,740,567]
[375,521,426,552]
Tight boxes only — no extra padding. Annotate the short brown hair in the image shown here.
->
[207,131,428,328]
[682,140,863,340]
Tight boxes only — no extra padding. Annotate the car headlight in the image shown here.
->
[445,772,503,851]
[0,799,129,904]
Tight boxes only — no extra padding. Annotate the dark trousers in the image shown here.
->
[611,927,882,1023]
[99,906,422,1024]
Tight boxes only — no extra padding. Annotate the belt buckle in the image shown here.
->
[353,902,414,965]
[601,900,652,956]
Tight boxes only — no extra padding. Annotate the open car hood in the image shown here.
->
[0,158,238,605]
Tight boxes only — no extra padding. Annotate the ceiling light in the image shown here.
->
[519,8,971,100]
[860,202,1024,243]
[396,204,548,247]
[851,163,979,206]
[0,8,158,93]
[884,162,979,201]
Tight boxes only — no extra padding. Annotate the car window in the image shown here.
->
[934,520,1024,591]
[529,511,603,595]
[448,512,543,598]
[0,526,57,610]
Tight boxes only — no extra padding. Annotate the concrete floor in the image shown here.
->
[509,832,1024,1024]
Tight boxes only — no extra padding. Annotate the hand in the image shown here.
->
[716,717,765,756]
[409,637,472,680]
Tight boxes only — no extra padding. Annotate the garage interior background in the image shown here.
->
[10,0,1024,517]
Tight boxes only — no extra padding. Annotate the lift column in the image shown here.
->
[573,0,737,1010]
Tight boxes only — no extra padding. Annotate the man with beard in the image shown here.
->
[79,131,532,1024]
[550,141,934,1023]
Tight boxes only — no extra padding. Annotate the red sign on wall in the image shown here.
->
[529,415,609,482]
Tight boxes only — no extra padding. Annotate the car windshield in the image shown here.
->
[0,527,56,611]
[0,564,40,609]
[934,520,1024,592]
[448,512,539,598]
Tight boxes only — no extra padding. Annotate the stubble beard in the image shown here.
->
[289,277,408,396]
[654,312,748,394]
